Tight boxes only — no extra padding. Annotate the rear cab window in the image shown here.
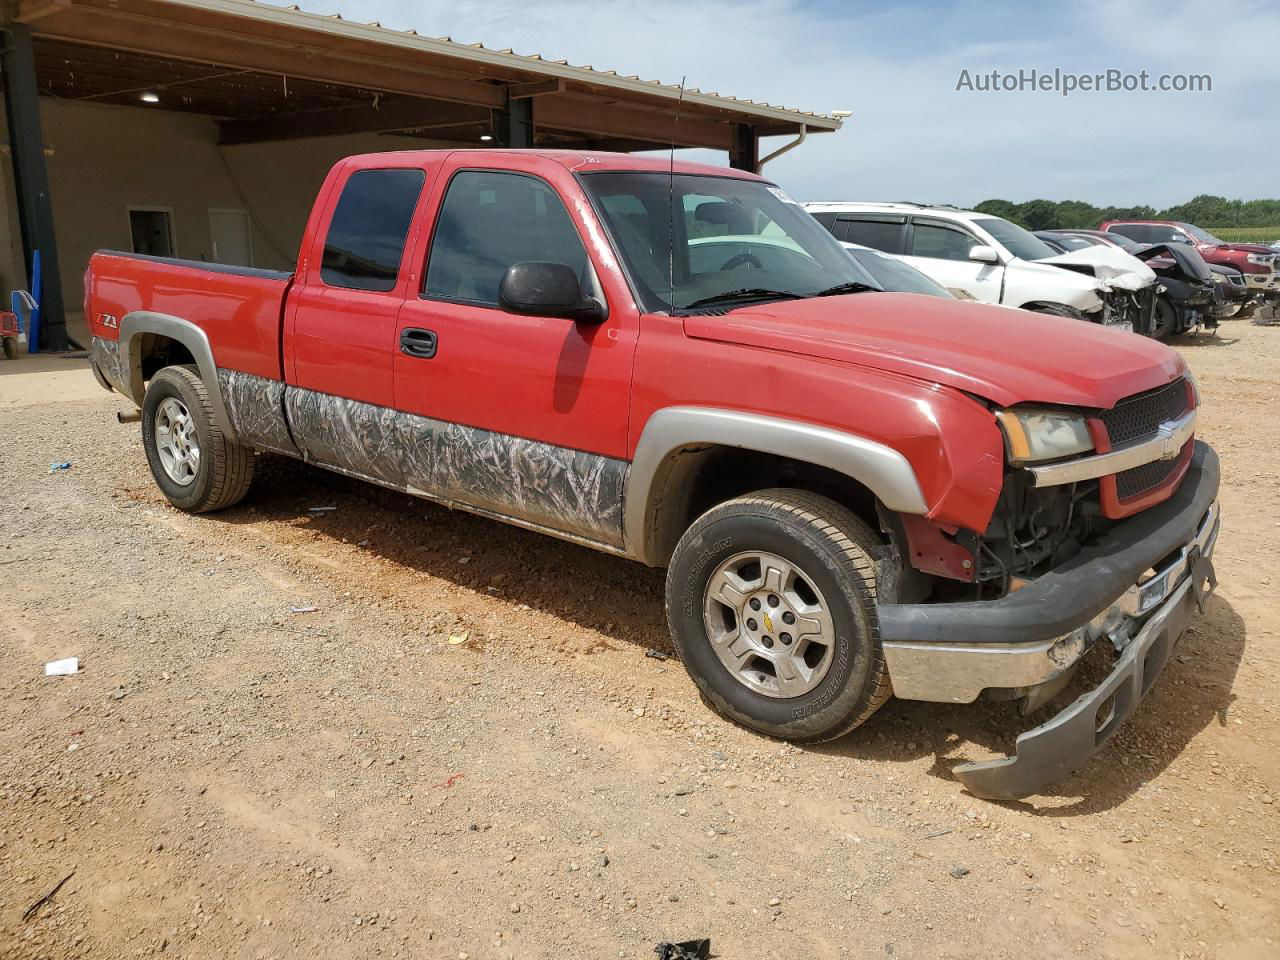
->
[321,168,426,291]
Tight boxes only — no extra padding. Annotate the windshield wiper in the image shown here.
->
[812,281,881,297]
[683,287,804,310]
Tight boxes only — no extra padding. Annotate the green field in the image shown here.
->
[1205,226,1280,243]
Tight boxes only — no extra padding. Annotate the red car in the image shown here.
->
[1099,219,1278,297]
[84,150,1220,800]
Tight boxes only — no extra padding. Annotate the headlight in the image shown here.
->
[996,408,1094,464]
[1211,273,1225,284]
[1186,369,1200,407]
[1246,253,1273,265]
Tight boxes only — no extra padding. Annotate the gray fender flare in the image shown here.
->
[119,311,239,444]
[623,406,929,564]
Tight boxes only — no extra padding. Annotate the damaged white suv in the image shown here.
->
[805,202,1155,330]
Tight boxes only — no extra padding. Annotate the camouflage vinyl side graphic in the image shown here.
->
[217,369,298,456]
[90,336,129,395]
[220,370,626,547]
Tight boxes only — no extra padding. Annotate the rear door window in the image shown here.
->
[424,170,589,305]
[321,168,425,291]
[841,216,907,254]
[808,211,841,238]
[1107,223,1151,243]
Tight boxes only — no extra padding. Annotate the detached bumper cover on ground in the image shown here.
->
[879,442,1221,799]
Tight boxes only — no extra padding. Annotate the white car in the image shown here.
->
[804,202,1155,329]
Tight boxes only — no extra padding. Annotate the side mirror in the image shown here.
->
[968,244,1000,264]
[498,261,606,323]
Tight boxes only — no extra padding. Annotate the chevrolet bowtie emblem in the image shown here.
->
[763,612,774,633]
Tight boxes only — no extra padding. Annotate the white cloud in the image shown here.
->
[268,0,1280,208]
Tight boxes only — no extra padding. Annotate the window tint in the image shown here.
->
[321,169,425,291]
[842,217,906,254]
[424,171,588,305]
[909,222,977,261]
[1107,224,1150,243]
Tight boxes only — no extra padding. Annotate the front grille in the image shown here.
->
[1115,443,1187,499]
[1099,378,1189,447]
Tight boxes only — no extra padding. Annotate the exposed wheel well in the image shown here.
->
[642,444,885,567]
[137,334,197,382]
[1019,301,1087,319]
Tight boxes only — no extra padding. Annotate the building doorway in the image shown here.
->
[128,207,175,257]
[209,208,253,266]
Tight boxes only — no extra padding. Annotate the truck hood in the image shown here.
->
[1211,242,1276,255]
[683,293,1184,409]
[1036,247,1157,292]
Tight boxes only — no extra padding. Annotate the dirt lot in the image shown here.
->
[2,321,1278,960]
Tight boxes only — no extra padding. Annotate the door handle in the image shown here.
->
[400,327,437,359]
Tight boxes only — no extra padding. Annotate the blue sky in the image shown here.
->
[271,0,1279,207]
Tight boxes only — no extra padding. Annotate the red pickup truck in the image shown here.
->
[86,150,1220,799]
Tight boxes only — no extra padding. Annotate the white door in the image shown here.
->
[901,218,1004,304]
[209,209,253,266]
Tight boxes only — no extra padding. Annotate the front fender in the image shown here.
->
[624,407,929,564]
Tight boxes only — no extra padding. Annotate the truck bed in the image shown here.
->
[87,251,292,381]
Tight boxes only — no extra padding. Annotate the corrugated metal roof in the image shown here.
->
[197,0,842,130]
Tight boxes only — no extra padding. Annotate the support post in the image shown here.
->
[728,123,758,172]
[1,23,66,350]
[494,90,534,149]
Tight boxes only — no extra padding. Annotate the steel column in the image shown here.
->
[495,91,533,148]
[2,23,67,350]
[728,123,759,172]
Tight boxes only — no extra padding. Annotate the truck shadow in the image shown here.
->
[211,455,1245,814]
[1168,331,1240,348]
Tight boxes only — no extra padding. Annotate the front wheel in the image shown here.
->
[1151,296,1178,340]
[141,365,255,513]
[664,489,891,743]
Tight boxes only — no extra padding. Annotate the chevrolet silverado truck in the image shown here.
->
[85,150,1221,800]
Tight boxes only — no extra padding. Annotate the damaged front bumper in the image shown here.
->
[878,442,1220,800]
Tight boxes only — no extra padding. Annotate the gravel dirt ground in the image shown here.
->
[2,320,1278,960]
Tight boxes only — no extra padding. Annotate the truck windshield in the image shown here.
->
[1181,223,1225,246]
[972,216,1059,262]
[845,246,953,298]
[580,172,879,312]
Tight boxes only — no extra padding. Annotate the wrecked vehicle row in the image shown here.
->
[805,202,1158,332]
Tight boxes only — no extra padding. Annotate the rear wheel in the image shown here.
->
[2,337,17,360]
[665,489,891,743]
[141,365,255,512]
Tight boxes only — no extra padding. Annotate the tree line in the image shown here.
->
[971,195,1280,230]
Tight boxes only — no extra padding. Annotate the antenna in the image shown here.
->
[668,75,686,314]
